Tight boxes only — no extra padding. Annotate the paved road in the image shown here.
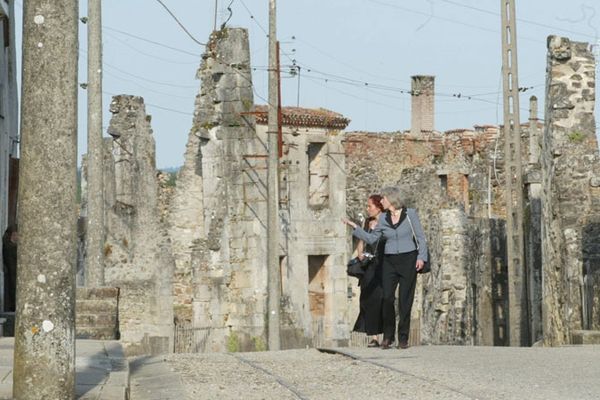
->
[136,345,600,400]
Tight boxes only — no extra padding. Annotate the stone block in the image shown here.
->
[77,287,120,301]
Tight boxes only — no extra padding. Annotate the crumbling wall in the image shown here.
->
[345,128,504,345]
[168,28,268,352]
[541,36,600,345]
[103,95,174,355]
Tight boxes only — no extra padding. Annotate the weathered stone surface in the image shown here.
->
[101,95,174,355]
[13,1,79,398]
[541,36,600,345]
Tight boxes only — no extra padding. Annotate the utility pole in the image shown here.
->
[13,0,79,398]
[500,0,526,346]
[85,0,105,287]
[267,0,281,351]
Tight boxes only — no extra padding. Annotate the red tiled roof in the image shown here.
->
[254,105,350,129]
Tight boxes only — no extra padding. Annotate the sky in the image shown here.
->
[13,0,600,168]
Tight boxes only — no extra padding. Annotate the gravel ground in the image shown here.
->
[160,345,600,400]
[166,349,470,400]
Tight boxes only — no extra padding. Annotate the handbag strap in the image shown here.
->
[405,211,420,251]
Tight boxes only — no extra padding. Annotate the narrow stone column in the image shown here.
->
[410,75,435,134]
[13,0,79,398]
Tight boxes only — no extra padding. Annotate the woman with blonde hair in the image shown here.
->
[343,186,427,349]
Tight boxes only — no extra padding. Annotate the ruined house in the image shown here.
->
[78,28,600,353]
[167,28,351,351]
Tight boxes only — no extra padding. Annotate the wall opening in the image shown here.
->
[307,142,329,209]
[439,174,448,193]
[308,255,328,319]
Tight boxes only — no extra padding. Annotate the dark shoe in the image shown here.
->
[397,339,409,349]
[367,339,380,348]
[381,339,392,350]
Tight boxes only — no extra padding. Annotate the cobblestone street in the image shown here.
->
[129,345,600,400]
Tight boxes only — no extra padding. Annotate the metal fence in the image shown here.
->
[173,320,211,353]
[174,317,421,353]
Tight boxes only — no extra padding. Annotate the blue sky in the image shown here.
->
[14,0,600,168]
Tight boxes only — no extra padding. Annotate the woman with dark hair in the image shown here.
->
[352,194,385,347]
[2,225,18,312]
[343,186,428,349]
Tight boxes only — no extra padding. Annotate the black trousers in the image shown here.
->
[381,251,418,342]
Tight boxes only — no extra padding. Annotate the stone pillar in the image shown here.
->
[541,36,599,345]
[13,0,79,398]
[411,75,435,134]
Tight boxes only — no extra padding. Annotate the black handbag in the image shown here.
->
[346,256,371,278]
[406,213,431,274]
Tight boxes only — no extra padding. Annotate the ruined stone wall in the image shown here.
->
[259,124,349,348]
[345,128,506,345]
[168,28,269,352]
[541,36,600,345]
[102,95,174,355]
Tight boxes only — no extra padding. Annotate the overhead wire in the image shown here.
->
[104,31,199,65]
[102,70,193,100]
[102,90,194,117]
[103,26,201,57]
[154,0,207,46]
[364,0,543,43]
[439,0,598,40]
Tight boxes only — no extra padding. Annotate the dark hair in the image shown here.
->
[364,194,385,229]
[368,194,384,212]
[3,225,17,243]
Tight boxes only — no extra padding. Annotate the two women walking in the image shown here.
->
[344,186,428,349]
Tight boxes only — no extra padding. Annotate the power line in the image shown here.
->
[103,26,200,57]
[103,70,194,100]
[80,48,198,88]
[293,36,409,85]
[154,0,206,46]
[304,75,410,113]
[238,0,269,37]
[104,31,198,65]
[102,62,197,89]
[102,90,193,117]
[364,0,543,43]
[439,0,598,40]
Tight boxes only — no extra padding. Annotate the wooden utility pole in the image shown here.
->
[13,0,79,397]
[85,0,105,287]
[500,0,527,346]
[267,0,281,351]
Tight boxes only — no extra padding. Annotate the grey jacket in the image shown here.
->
[353,208,428,261]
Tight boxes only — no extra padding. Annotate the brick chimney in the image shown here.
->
[410,75,435,134]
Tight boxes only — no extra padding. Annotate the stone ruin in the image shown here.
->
[77,29,600,353]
